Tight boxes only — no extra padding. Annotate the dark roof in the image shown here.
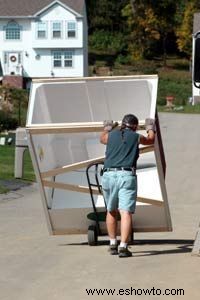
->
[193,13,200,34]
[0,0,85,17]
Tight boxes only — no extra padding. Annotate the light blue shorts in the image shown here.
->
[101,170,137,213]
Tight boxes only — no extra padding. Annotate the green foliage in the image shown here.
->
[87,0,197,61]
[115,54,132,66]
[122,1,180,62]
[0,110,18,132]
[157,68,192,106]
[176,1,200,57]
[0,85,28,127]
[9,88,29,126]
[89,30,126,54]
[182,103,200,113]
[86,0,129,33]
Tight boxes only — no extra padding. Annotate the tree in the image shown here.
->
[86,0,129,55]
[122,1,150,60]
[0,85,28,127]
[176,0,200,58]
[10,88,28,126]
[122,0,180,63]
[86,0,129,33]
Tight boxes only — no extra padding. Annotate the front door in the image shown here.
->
[5,52,22,75]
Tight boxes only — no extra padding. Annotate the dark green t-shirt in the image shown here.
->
[104,128,140,169]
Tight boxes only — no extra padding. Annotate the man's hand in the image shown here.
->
[145,118,156,133]
[103,120,119,132]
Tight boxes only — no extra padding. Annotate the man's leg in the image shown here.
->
[118,172,136,257]
[106,210,118,255]
[119,210,132,243]
[118,210,133,257]
[106,210,118,239]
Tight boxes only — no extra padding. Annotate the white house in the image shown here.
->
[0,0,88,88]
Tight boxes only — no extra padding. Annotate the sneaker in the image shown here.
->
[118,246,132,258]
[108,244,118,255]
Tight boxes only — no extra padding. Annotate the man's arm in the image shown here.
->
[139,130,155,145]
[139,118,156,145]
[99,120,118,145]
[100,131,109,144]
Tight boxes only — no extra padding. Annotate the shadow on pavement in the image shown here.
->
[60,239,194,256]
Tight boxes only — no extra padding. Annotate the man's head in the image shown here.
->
[121,114,138,131]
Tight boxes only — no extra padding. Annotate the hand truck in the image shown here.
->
[86,161,107,246]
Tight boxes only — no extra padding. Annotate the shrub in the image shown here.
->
[115,54,132,66]
[157,75,191,106]
[0,111,18,132]
[0,85,29,127]
[89,30,126,54]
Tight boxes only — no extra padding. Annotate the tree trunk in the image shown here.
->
[162,34,167,67]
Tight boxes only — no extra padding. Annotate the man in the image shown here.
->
[100,114,155,258]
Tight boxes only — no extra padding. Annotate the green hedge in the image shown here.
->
[0,111,18,132]
[89,30,126,54]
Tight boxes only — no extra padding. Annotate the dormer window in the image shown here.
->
[37,21,47,39]
[52,21,62,39]
[67,21,76,38]
[5,21,21,40]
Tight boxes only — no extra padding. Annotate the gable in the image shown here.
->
[0,0,85,17]
[37,3,79,20]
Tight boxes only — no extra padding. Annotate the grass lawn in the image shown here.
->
[0,145,35,193]
[157,103,200,113]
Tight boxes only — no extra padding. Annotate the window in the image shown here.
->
[52,21,62,38]
[37,21,47,39]
[67,21,76,38]
[5,21,21,40]
[64,51,73,67]
[53,51,62,67]
[52,50,74,68]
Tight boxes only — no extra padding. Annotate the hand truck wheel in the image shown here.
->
[88,225,98,246]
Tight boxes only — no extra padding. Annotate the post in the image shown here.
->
[14,127,28,178]
[166,95,174,109]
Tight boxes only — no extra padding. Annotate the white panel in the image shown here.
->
[26,75,172,235]
[104,80,151,121]
[29,78,156,125]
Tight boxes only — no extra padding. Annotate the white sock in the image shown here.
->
[110,239,117,245]
[119,242,127,248]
